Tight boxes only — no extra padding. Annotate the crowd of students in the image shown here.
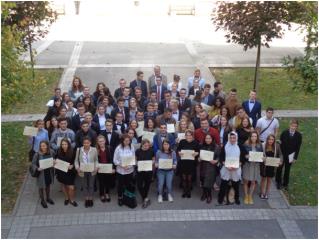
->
[29,66,302,209]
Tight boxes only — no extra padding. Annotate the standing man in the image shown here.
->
[114,78,127,100]
[130,71,148,98]
[242,90,262,128]
[150,76,167,102]
[255,107,279,143]
[187,69,205,90]
[275,119,302,190]
[148,65,167,93]
[201,84,215,106]
[178,88,192,114]
[212,81,226,101]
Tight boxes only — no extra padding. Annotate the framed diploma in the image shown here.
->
[265,157,281,167]
[158,158,173,169]
[177,133,185,140]
[80,163,94,172]
[180,150,195,160]
[200,150,214,161]
[200,103,212,111]
[54,159,70,173]
[142,131,155,144]
[23,126,38,136]
[249,151,264,162]
[167,124,175,133]
[137,160,153,172]
[225,157,239,168]
[121,155,136,167]
[39,157,54,169]
[98,163,113,174]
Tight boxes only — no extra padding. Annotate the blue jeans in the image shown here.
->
[157,169,174,195]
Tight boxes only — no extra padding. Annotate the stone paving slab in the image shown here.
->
[296,220,318,239]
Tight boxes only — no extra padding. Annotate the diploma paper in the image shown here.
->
[23,126,38,136]
[142,131,155,144]
[189,95,194,100]
[265,157,281,167]
[137,160,153,172]
[177,133,185,140]
[121,155,136,167]
[133,143,141,150]
[54,159,70,173]
[136,121,145,137]
[201,103,213,111]
[80,163,94,172]
[181,150,195,160]
[39,157,54,169]
[98,163,113,174]
[225,157,239,168]
[158,158,173,169]
[249,151,264,162]
[167,124,175,133]
[200,150,214,161]
[288,152,295,163]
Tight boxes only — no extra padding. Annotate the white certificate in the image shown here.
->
[225,157,239,168]
[23,126,38,136]
[121,155,136,167]
[200,150,214,161]
[181,150,195,160]
[136,121,145,137]
[54,159,70,173]
[189,95,194,100]
[158,158,173,169]
[142,131,155,144]
[265,157,281,167]
[39,157,54,169]
[177,133,185,140]
[137,160,153,172]
[288,152,295,163]
[98,163,113,174]
[80,163,94,172]
[249,151,264,162]
[167,123,175,133]
[201,103,212,111]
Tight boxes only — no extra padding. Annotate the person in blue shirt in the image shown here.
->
[153,123,175,154]
[28,119,49,161]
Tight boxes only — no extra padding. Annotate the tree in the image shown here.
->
[3,1,56,80]
[212,1,291,92]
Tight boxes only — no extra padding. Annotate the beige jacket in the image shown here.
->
[74,147,98,177]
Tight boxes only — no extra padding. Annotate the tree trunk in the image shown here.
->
[28,36,35,81]
[254,40,261,92]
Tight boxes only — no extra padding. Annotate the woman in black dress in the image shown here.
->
[55,138,77,206]
[176,129,200,198]
[236,117,253,146]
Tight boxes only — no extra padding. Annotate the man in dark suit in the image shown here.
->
[169,99,182,122]
[84,112,99,135]
[102,119,120,155]
[71,103,86,133]
[111,97,130,124]
[201,84,215,106]
[75,121,97,148]
[158,90,172,115]
[150,76,167,103]
[148,65,168,93]
[114,78,127,100]
[242,90,261,128]
[276,119,302,190]
[130,71,148,98]
[177,88,192,114]
[92,105,111,135]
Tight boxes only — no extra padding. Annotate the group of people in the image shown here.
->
[29,66,302,209]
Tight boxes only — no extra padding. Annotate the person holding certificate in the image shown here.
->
[50,117,76,152]
[74,137,98,208]
[199,134,220,203]
[96,135,114,203]
[31,141,55,208]
[28,119,49,161]
[176,130,200,198]
[175,119,188,144]
[113,134,136,206]
[155,139,177,203]
[135,139,154,208]
[55,139,77,207]
[260,134,283,199]
[241,131,263,205]
[217,132,243,205]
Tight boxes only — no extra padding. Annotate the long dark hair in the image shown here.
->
[39,140,50,155]
[72,76,84,91]
[202,133,216,150]
[57,138,73,159]
[161,139,172,156]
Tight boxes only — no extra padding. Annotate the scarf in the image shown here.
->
[224,131,240,158]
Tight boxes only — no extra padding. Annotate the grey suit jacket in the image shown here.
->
[148,74,168,92]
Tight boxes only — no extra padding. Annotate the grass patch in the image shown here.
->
[278,118,318,206]
[3,69,63,114]
[211,68,317,110]
[1,122,32,214]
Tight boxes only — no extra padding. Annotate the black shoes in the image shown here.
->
[85,200,93,207]
[41,200,48,208]
[276,182,282,190]
[70,201,78,207]
[118,198,123,206]
[201,192,207,201]
[235,199,240,205]
[85,200,89,208]
[46,198,55,205]
[64,199,69,205]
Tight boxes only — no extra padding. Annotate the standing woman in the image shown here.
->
[74,137,98,208]
[55,138,77,206]
[208,97,225,119]
[83,96,96,115]
[44,97,62,124]
[176,112,195,132]
[93,82,107,106]
[68,76,84,103]
[96,135,114,203]
[199,134,220,203]
[31,141,55,208]
[260,134,282,199]
[47,116,59,140]
[144,118,157,133]
[241,131,263,205]
[190,103,203,127]
[211,106,231,128]
[177,130,200,198]
[135,139,154,208]
[98,96,114,115]
[236,117,254,146]
[175,119,188,144]
[155,139,177,203]
[113,134,136,206]
[29,120,49,161]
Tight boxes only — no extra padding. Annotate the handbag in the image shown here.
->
[29,153,40,178]
[28,137,35,162]
[123,184,137,209]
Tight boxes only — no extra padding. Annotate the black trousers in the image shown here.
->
[117,173,134,198]
[218,180,240,204]
[97,173,112,196]
[136,171,152,200]
[275,158,292,187]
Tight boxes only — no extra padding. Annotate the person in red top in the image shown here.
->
[195,119,220,145]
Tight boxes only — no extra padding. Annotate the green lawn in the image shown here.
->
[278,118,318,206]
[211,68,317,110]
[3,69,63,114]
[1,122,32,214]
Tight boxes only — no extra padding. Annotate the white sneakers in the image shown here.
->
[158,194,174,203]
[168,194,174,202]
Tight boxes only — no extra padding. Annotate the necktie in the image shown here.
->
[181,98,184,106]
[250,101,255,104]
[157,86,160,101]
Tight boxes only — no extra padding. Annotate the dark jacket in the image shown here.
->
[280,129,302,161]
[101,130,120,155]
[150,85,167,101]
[75,129,97,148]
[130,79,148,98]
[111,107,130,124]
[242,100,262,128]
[177,97,192,114]
[92,113,111,133]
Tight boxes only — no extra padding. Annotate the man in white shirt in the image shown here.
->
[256,107,279,142]
[169,99,180,122]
